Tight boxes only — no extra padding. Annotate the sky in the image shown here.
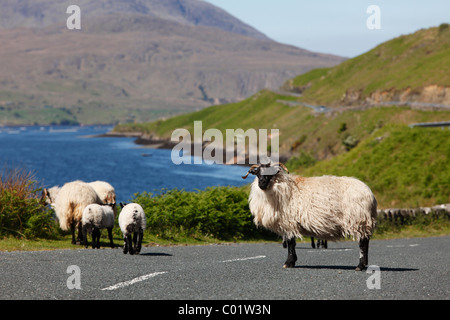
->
[204,0,450,57]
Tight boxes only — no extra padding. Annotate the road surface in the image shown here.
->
[0,236,448,300]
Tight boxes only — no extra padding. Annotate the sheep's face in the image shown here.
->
[247,165,280,190]
[242,163,289,190]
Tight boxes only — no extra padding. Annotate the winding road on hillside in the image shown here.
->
[0,237,448,300]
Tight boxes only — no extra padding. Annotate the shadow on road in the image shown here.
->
[294,265,419,272]
[139,252,173,257]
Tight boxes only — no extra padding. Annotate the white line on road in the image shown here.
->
[221,255,266,263]
[101,271,168,291]
[307,249,353,253]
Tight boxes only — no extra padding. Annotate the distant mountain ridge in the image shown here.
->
[0,0,269,39]
[0,0,344,125]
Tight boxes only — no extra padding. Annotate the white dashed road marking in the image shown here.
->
[220,255,266,263]
[101,271,168,291]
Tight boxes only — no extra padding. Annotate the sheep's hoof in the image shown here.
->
[283,263,295,268]
[355,264,366,271]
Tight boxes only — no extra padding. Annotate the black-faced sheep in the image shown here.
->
[53,180,103,244]
[243,162,377,271]
[119,203,146,255]
[81,203,115,249]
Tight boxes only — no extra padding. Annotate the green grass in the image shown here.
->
[287,25,450,105]
[299,125,450,208]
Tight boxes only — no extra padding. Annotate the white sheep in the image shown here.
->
[81,203,115,249]
[243,162,377,271]
[41,186,61,208]
[89,180,117,217]
[53,180,103,244]
[119,203,146,255]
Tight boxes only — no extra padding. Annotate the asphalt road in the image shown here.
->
[0,236,448,300]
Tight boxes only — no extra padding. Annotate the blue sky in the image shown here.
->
[204,0,450,57]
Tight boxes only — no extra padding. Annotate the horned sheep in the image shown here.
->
[81,203,115,249]
[243,162,377,271]
[119,203,146,255]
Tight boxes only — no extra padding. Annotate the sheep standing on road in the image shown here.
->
[81,203,115,249]
[243,162,377,271]
[119,203,146,255]
[53,180,103,244]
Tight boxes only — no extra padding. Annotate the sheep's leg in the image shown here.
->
[70,223,77,245]
[356,237,370,271]
[128,234,135,255]
[310,237,316,249]
[92,227,99,249]
[122,236,129,254]
[82,226,88,248]
[135,228,143,254]
[107,227,114,248]
[324,240,328,249]
[283,238,297,268]
[76,221,83,245]
[132,232,138,250]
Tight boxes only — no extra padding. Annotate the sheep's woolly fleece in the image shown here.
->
[119,203,147,235]
[54,180,102,231]
[82,203,115,231]
[249,173,377,241]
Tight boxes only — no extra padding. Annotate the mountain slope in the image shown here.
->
[283,24,450,107]
[0,0,269,40]
[111,25,450,207]
[0,0,343,125]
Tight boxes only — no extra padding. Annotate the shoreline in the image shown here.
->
[100,130,288,166]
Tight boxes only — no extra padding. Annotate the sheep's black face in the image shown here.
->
[255,165,279,190]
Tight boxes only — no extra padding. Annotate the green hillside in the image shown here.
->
[283,24,450,106]
[113,25,450,208]
[301,125,450,208]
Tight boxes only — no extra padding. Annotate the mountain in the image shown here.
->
[0,0,344,125]
[282,23,450,107]
[0,0,269,40]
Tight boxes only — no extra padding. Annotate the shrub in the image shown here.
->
[132,186,275,241]
[0,166,58,239]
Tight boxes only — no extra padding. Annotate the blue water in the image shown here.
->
[0,126,249,202]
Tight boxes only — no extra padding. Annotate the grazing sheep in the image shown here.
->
[242,162,377,271]
[41,186,61,207]
[119,203,146,255]
[53,180,103,244]
[81,203,115,249]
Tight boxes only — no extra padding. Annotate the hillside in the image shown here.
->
[282,24,450,107]
[112,25,450,208]
[0,0,343,125]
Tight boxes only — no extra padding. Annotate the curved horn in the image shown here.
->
[242,164,260,179]
[271,162,289,174]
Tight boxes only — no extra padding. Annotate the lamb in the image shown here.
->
[81,203,115,249]
[242,162,377,271]
[53,180,103,244]
[118,203,146,255]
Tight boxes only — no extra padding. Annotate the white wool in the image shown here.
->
[89,180,117,218]
[88,181,116,205]
[82,203,115,231]
[44,186,61,206]
[54,180,102,231]
[249,173,377,241]
[119,203,146,236]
